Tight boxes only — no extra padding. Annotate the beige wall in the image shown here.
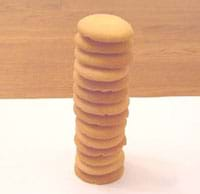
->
[0,0,200,98]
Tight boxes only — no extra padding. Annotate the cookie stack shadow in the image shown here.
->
[73,14,133,184]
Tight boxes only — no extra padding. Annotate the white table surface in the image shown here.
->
[0,97,200,194]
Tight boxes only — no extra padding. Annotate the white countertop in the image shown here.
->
[0,97,200,194]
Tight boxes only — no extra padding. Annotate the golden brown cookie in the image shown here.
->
[74,106,128,126]
[75,33,132,54]
[77,14,133,43]
[73,83,128,104]
[75,136,126,157]
[74,60,129,82]
[73,71,129,92]
[77,150,124,167]
[76,153,124,175]
[74,94,129,116]
[76,118,126,139]
[75,48,131,69]
[76,129,125,149]
[75,166,124,185]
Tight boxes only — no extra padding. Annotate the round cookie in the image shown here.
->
[75,136,126,157]
[77,14,133,43]
[74,106,128,126]
[75,33,132,54]
[76,118,126,139]
[73,71,129,92]
[74,60,129,82]
[76,130,125,149]
[77,150,124,167]
[73,83,128,104]
[75,166,124,185]
[75,48,131,69]
[74,94,129,115]
[76,153,124,175]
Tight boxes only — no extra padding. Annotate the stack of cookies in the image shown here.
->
[73,14,133,184]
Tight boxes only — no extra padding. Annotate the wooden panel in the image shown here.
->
[0,0,200,98]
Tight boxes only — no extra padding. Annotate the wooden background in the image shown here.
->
[0,0,200,98]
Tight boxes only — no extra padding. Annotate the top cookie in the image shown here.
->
[78,14,133,43]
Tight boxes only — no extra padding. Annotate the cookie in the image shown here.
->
[76,118,126,139]
[74,94,129,115]
[75,166,124,185]
[75,136,126,157]
[76,129,125,149]
[73,71,129,92]
[75,33,132,54]
[74,60,129,82]
[77,150,124,167]
[75,48,131,69]
[73,83,128,104]
[76,152,124,175]
[77,14,133,43]
[74,106,128,126]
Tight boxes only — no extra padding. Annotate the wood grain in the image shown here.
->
[0,0,200,98]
